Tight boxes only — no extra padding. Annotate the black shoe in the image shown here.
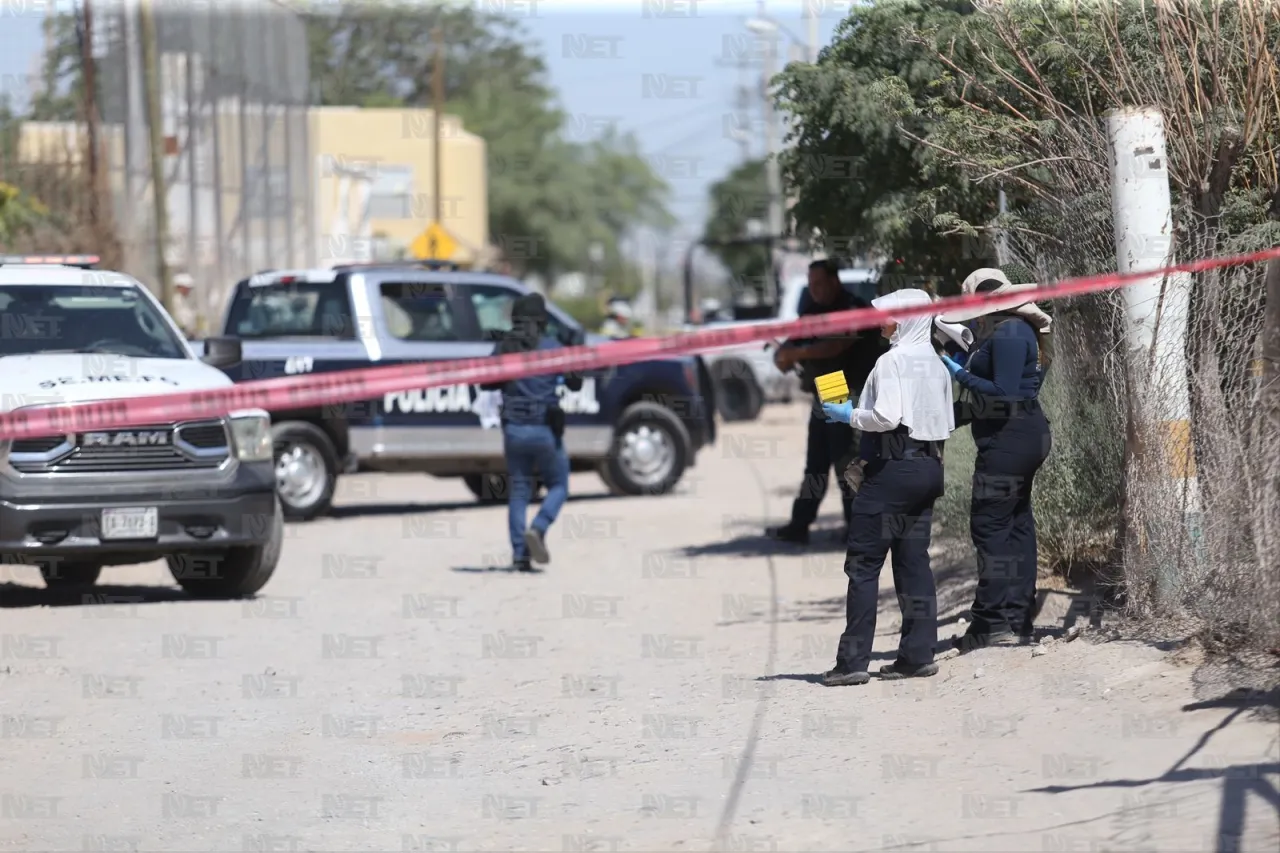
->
[952,631,1029,654]
[766,524,809,545]
[823,668,870,686]
[511,559,538,573]
[523,527,550,565]
[877,660,940,680]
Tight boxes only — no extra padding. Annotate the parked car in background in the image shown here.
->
[690,267,880,421]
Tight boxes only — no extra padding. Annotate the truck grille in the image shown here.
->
[7,421,231,474]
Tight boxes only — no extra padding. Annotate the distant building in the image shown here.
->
[310,106,488,268]
[14,104,489,329]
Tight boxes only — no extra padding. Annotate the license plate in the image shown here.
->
[101,507,159,540]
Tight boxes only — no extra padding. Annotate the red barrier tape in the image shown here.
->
[1,245,1277,441]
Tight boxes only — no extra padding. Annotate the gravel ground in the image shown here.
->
[1,403,1277,852]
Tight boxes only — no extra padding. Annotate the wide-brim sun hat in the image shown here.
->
[939,267,1048,328]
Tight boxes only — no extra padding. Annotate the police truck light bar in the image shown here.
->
[0,254,101,268]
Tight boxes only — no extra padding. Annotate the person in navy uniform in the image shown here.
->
[818,288,955,686]
[482,292,582,572]
[768,259,886,545]
[938,265,1053,650]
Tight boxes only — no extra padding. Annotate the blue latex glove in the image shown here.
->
[822,400,853,425]
[940,354,964,377]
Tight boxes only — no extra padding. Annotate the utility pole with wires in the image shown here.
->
[432,24,444,226]
[139,0,173,313]
[74,0,104,236]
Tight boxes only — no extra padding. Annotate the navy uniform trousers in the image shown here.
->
[835,431,944,673]
[789,404,858,532]
[967,400,1052,637]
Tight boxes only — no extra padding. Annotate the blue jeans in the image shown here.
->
[503,423,570,561]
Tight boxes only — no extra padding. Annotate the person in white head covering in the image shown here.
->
[938,265,1053,652]
[818,288,954,686]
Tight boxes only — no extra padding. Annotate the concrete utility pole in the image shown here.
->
[139,0,173,312]
[432,25,445,226]
[1107,106,1198,600]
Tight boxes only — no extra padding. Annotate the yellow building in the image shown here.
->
[310,107,489,267]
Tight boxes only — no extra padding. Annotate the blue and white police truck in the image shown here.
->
[195,262,717,521]
[0,255,282,595]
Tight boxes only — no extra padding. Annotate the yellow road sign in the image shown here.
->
[409,221,458,260]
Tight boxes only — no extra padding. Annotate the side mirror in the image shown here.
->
[201,336,242,369]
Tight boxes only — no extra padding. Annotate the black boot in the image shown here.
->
[766,524,809,545]
[823,666,870,686]
[877,660,940,680]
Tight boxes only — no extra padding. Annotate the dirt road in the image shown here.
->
[2,404,1276,851]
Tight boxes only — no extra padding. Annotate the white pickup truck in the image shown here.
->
[0,256,283,596]
[695,267,880,421]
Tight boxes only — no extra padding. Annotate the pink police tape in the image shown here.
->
[1,244,1277,441]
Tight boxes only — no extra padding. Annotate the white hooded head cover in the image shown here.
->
[853,289,955,442]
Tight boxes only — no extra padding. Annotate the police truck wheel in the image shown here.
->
[465,473,508,504]
[272,421,338,521]
[37,561,102,589]
[167,500,283,598]
[711,359,764,422]
[464,473,544,504]
[602,401,690,496]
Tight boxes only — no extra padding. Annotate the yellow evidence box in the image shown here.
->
[815,371,850,405]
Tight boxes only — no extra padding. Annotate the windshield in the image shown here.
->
[225,281,357,339]
[0,284,187,359]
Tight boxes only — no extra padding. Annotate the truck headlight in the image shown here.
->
[228,413,273,462]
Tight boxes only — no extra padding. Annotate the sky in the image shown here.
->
[0,0,849,238]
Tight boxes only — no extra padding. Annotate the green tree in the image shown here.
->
[702,158,772,297]
[27,14,81,122]
[773,0,998,293]
[31,4,675,286]
[302,3,673,285]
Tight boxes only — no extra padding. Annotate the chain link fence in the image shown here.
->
[88,0,312,333]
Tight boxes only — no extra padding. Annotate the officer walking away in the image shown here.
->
[938,265,1053,651]
[767,259,886,545]
[481,293,583,572]
[819,289,955,686]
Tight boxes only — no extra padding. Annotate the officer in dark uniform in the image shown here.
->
[482,293,583,572]
[768,259,887,545]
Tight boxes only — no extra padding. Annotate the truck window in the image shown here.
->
[0,284,186,359]
[225,281,356,339]
[379,282,459,342]
[467,284,577,345]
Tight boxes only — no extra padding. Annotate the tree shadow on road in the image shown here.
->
[712,548,978,630]
[1025,687,1280,853]
[0,582,191,609]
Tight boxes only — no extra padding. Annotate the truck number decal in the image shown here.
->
[284,356,314,375]
[385,384,475,414]
[558,378,600,415]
